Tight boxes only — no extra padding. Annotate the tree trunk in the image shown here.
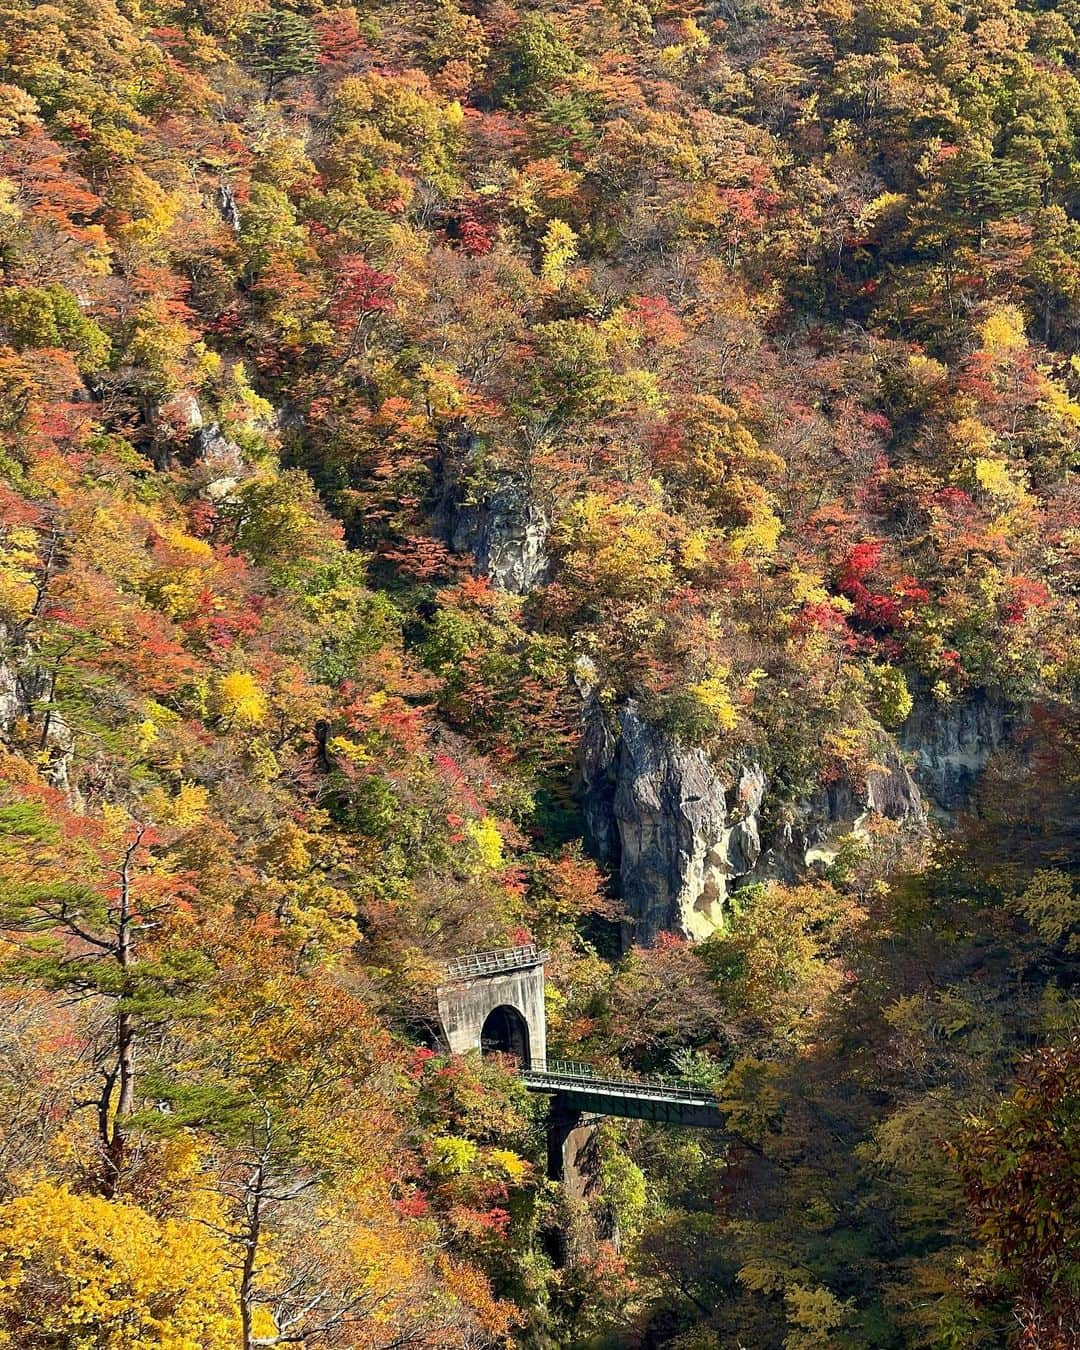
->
[101,829,142,1195]
[239,1162,266,1350]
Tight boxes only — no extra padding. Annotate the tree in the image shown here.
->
[241,10,319,98]
[0,1180,240,1347]
[0,793,207,1195]
[954,1037,1080,1344]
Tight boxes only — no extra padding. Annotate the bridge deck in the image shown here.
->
[522,1060,724,1128]
[443,944,549,981]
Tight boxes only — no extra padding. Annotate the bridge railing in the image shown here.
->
[524,1059,720,1105]
[444,945,549,980]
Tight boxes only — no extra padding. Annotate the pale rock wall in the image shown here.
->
[898,689,1013,813]
[445,478,550,594]
[582,701,767,944]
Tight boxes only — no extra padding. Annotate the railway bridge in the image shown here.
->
[435,945,723,1186]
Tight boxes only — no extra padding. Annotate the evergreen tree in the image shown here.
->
[241,9,319,97]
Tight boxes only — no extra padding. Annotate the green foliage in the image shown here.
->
[240,9,319,95]
[864,662,913,728]
[0,285,110,370]
[496,15,581,107]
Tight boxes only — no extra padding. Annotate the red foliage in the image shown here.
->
[1004,577,1050,624]
[328,255,395,329]
[314,10,369,67]
[457,216,494,257]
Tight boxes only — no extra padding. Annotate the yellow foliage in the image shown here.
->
[466,816,505,870]
[659,17,709,71]
[1041,375,1080,426]
[0,86,39,139]
[784,1283,853,1349]
[109,166,182,256]
[979,304,1027,357]
[142,700,179,734]
[539,218,578,287]
[857,190,908,233]
[680,528,712,570]
[789,564,830,606]
[431,1134,479,1177]
[557,491,674,602]
[169,781,210,828]
[326,734,371,765]
[215,360,275,440]
[687,669,738,731]
[973,455,1019,500]
[212,670,268,727]
[0,525,39,623]
[147,526,215,618]
[419,361,465,416]
[158,524,213,563]
[487,1148,531,1184]
[728,502,783,561]
[0,1181,240,1348]
[0,179,21,235]
[126,298,195,389]
[820,724,865,774]
[949,416,995,461]
[907,352,949,387]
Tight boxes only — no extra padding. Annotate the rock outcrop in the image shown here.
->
[758,747,926,879]
[582,701,766,943]
[898,689,1013,812]
[0,629,79,805]
[434,429,551,594]
[582,701,930,944]
[216,179,242,232]
[447,478,550,594]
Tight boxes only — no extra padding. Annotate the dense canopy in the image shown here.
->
[1,0,1079,1345]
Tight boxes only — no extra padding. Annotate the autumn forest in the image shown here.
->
[1,0,1080,1344]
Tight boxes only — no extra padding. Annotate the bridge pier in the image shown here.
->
[547,1098,600,1199]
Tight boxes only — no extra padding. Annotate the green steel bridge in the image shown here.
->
[522,1059,724,1128]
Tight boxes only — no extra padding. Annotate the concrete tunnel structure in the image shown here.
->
[435,945,548,1068]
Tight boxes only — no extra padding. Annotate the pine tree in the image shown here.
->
[241,9,319,98]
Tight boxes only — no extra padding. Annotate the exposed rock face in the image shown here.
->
[216,179,242,232]
[434,426,550,593]
[760,747,926,878]
[582,700,933,944]
[0,650,23,730]
[156,389,203,439]
[898,689,1013,812]
[195,422,246,494]
[448,479,550,594]
[0,629,79,805]
[580,696,620,866]
[582,701,765,943]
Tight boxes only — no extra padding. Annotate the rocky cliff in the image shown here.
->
[897,689,1013,813]
[582,701,766,943]
[434,439,550,595]
[581,688,1009,945]
[446,479,550,595]
[0,629,79,805]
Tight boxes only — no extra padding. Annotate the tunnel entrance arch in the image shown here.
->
[435,945,548,1069]
[481,1004,530,1066]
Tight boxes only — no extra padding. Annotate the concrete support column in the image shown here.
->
[547,1096,599,1199]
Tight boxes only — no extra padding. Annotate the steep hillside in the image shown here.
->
[1,0,1079,1345]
